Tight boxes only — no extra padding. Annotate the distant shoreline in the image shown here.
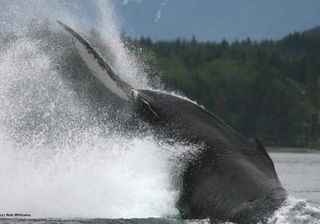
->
[267,147,320,153]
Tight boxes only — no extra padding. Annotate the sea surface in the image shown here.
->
[270,152,320,206]
[1,152,320,224]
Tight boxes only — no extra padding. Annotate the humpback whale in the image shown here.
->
[57,21,287,223]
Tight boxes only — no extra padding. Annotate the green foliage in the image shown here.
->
[137,30,320,148]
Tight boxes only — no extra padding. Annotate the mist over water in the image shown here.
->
[0,0,193,218]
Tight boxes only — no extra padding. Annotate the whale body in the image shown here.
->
[57,21,287,223]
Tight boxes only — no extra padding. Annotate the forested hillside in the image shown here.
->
[134,30,320,147]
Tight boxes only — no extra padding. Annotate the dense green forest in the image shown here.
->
[133,29,320,148]
[1,20,319,148]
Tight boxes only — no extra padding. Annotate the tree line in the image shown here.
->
[133,29,320,148]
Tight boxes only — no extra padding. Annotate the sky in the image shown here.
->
[115,0,320,41]
[0,0,320,42]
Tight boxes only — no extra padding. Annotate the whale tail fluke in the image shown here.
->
[56,20,133,101]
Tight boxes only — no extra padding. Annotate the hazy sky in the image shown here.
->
[0,0,319,41]
[115,0,320,41]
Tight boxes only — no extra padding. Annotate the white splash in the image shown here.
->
[0,0,196,219]
[266,197,320,224]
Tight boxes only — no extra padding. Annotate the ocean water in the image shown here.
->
[270,152,320,206]
[2,153,320,224]
[266,153,320,223]
[0,1,320,224]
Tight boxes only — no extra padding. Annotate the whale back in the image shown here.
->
[134,89,286,222]
[135,89,276,171]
